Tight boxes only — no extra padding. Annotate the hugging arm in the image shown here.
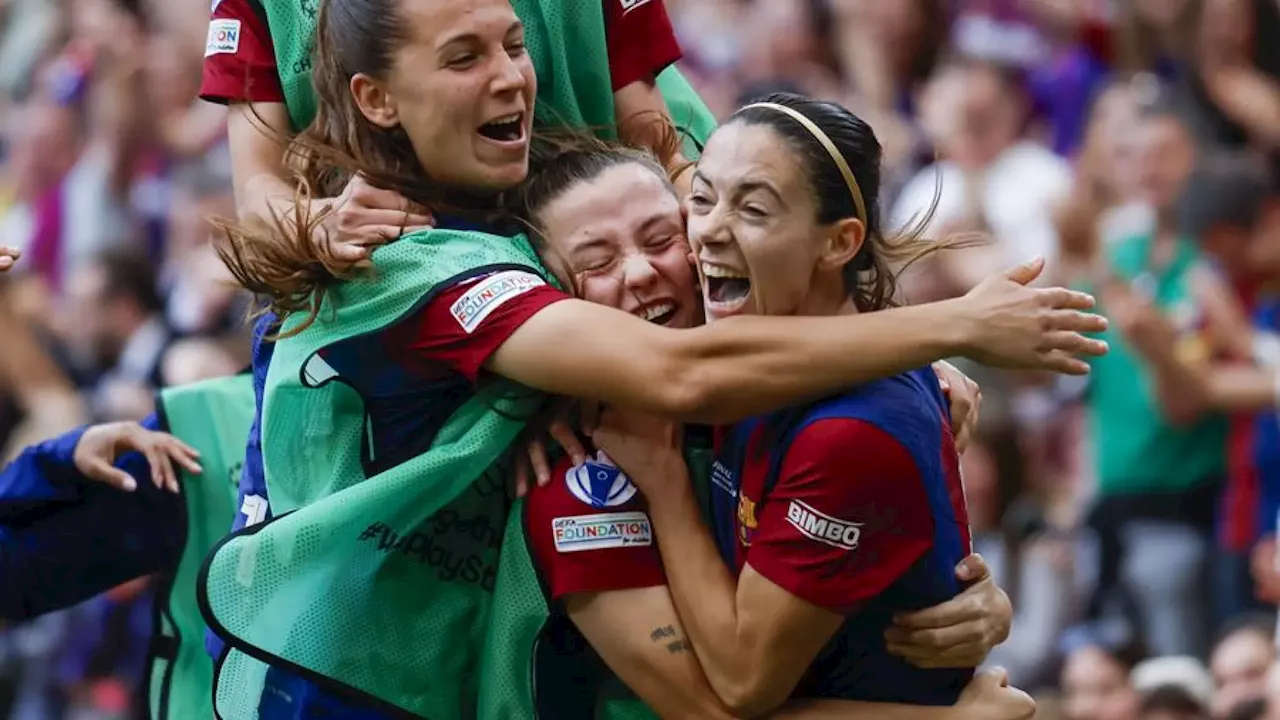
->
[488,261,1105,425]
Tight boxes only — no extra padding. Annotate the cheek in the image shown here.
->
[578,275,622,309]
[653,248,698,297]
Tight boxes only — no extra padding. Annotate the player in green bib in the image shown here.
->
[206,0,714,271]
[202,0,1106,717]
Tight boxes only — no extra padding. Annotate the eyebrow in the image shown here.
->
[568,237,614,259]
[691,170,785,204]
[438,19,524,49]
[637,212,677,237]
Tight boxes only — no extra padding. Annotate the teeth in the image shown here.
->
[640,303,675,322]
[490,113,521,125]
[701,263,746,279]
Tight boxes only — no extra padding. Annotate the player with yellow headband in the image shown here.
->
[591,93,1001,714]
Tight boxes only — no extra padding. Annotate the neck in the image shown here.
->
[793,272,857,318]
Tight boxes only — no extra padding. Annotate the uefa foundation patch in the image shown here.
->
[205,19,241,57]
[552,512,653,553]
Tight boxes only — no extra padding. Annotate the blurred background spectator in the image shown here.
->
[7,0,1280,718]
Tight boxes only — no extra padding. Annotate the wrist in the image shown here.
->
[923,298,975,359]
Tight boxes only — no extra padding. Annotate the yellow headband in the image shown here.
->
[739,102,868,225]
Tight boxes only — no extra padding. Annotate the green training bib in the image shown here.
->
[147,374,255,720]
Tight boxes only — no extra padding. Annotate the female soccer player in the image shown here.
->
[202,0,1104,717]
[515,138,1030,720]
[592,93,1009,715]
[200,0,703,265]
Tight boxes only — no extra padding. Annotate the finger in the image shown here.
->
[955,554,989,583]
[513,456,531,498]
[580,402,602,435]
[165,436,201,458]
[0,256,11,271]
[355,185,429,215]
[891,596,983,630]
[346,208,434,229]
[953,397,978,454]
[1037,330,1109,358]
[888,620,989,651]
[366,225,415,242]
[328,243,371,263]
[84,459,137,491]
[549,420,587,466]
[1045,308,1109,334]
[1035,286,1098,311]
[165,442,203,476]
[1002,257,1046,286]
[141,443,173,491]
[888,643,986,669]
[527,441,552,487]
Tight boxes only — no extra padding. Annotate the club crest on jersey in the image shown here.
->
[566,453,637,508]
[737,494,758,547]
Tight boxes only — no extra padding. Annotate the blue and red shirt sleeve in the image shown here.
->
[745,418,935,616]
[199,0,285,104]
[525,455,667,600]
[387,270,570,382]
[603,0,682,90]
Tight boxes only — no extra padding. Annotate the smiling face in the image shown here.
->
[535,162,700,329]
[352,0,536,192]
[685,121,855,321]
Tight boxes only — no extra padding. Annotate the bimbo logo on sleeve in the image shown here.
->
[786,500,862,551]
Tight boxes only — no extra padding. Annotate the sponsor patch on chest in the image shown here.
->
[552,512,653,553]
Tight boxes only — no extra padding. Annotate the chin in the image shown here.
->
[479,160,530,192]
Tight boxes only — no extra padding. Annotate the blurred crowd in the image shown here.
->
[3,0,1280,718]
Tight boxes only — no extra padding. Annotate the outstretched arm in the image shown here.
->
[489,260,1105,425]
[0,419,198,620]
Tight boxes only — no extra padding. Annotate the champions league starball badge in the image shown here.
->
[565,452,638,508]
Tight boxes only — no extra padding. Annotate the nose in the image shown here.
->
[621,251,659,291]
[690,200,732,250]
[490,50,528,95]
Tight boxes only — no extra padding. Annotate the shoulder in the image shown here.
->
[783,415,915,476]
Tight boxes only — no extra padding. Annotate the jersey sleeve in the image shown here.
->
[386,269,570,382]
[525,455,667,600]
[602,0,683,91]
[746,419,935,616]
[199,0,285,104]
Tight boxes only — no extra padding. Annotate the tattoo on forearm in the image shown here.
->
[650,625,677,642]
[650,625,690,654]
[665,639,691,654]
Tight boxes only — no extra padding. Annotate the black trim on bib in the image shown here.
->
[140,388,190,720]
[198,511,435,720]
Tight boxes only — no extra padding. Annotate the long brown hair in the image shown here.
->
[213,0,502,336]
[730,93,981,314]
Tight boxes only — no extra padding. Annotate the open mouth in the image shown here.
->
[636,301,679,326]
[478,113,525,143]
[702,263,751,311]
